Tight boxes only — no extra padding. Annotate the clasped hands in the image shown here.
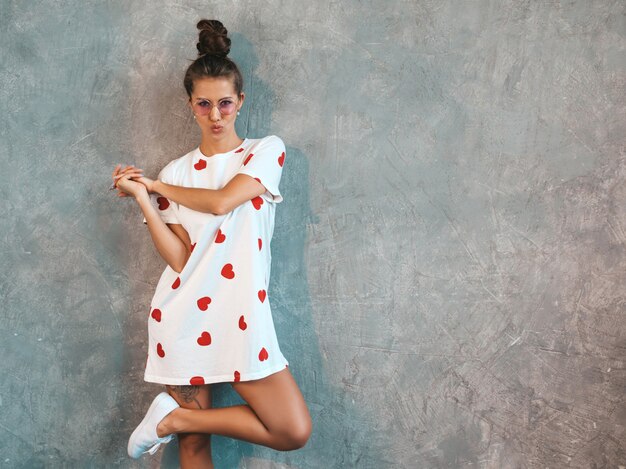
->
[111,164,157,198]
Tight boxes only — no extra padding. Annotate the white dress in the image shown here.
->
[141,135,289,385]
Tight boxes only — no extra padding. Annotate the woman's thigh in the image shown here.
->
[230,367,312,445]
[166,384,212,409]
[166,384,213,452]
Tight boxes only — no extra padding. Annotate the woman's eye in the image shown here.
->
[221,101,232,105]
[198,101,209,107]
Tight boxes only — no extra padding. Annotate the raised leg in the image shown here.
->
[165,383,213,469]
[158,367,312,451]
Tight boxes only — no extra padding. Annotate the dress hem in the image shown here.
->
[143,360,289,385]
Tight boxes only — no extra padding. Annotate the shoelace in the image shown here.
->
[144,434,174,455]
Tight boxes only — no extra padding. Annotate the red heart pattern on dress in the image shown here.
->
[149,141,290,388]
[157,197,170,210]
[197,331,211,346]
[197,296,211,311]
[151,308,162,322]
[190,376,205,385]
[221,263,235,279]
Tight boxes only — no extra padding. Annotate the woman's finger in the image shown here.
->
[113,173,143,182]
[114,171,144,180]
[112,164,136,179]
[114,164,135,174]
[117,167,143,175]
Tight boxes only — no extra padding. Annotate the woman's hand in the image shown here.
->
[112,164,148,199]
[130,174,157,194]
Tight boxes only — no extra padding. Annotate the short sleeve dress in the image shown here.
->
[141,135,289,385]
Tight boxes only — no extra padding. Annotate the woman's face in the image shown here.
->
[188,76,244,138]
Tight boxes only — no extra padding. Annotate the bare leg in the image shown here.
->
[165,383,213,469]
[158,367,312,451]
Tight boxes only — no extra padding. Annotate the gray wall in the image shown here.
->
[1,1,624,468]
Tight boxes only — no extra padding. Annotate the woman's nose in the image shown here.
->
[210,106,221,121]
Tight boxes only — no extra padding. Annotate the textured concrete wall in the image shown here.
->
[1,1,624,468]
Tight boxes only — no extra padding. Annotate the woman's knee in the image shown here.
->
[178,432,211,455]
[277,415,313,450]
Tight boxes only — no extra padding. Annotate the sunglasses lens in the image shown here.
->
[219,101,236,115]
[192,100,236,116]
[193,101,211,115]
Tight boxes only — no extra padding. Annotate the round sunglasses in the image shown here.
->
[191,98,237,116]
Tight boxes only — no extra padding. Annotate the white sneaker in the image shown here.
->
[127,392,180,458]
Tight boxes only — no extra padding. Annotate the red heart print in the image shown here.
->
[190,242,196,252]
[258,289,266,303]
[215,229,226,243]
[235,147,244,153]
[258,238,262,251]
[172,277,181,289]
[157,197,170,210]
[194,158,207,170]
[243,153,254,165]
[190,376,205,385]
[239,315,247,330]
[151,308,162,322]
[254,177,261,183]
[234,370,241,382]
[258,347,269,361]
[197,331,211,346]
[278,151,285,167]
[251,196,263,210]
[157,343,165,358]
[197,296,211,311]
[221,263,235,279]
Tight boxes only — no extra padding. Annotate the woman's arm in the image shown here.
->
[153,174,266,215]
[137,192,190,273]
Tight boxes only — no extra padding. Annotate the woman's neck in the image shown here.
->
[199,133,245,158]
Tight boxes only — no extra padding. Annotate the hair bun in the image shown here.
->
[196,19,231,58]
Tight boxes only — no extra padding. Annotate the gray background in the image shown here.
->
[1,1,625,468]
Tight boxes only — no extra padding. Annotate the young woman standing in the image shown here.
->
[112,19,311,467]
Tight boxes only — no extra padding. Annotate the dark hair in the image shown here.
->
[183,19,244,99]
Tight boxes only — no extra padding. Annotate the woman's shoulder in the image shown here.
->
[248,134,285,149]
[261,134,283,143]
[158,147,197,181]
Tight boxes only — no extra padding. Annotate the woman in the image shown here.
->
[112,19,312,467]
